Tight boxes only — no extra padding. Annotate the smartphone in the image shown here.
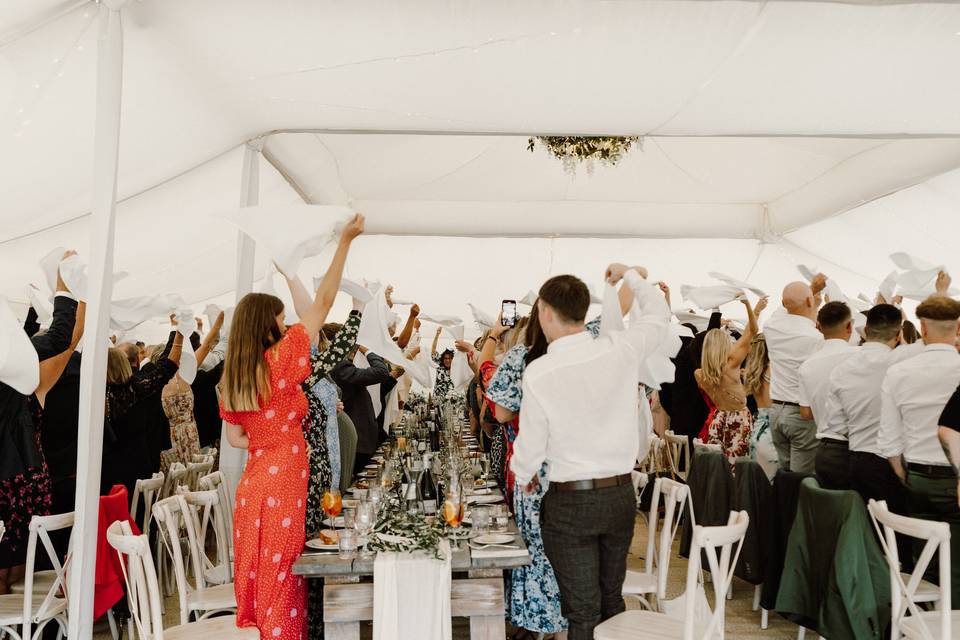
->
[501,300,517,327]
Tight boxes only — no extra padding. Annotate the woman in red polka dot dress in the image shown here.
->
[221,214,364,640]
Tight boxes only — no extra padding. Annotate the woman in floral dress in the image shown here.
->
[430,327,454,400]
[220,214,362,640]
[160,375,200,471]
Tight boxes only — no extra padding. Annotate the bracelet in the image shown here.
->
[486,335,499,344]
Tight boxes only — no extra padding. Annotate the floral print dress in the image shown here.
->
[302,311,360,640]
[221,324,313,640]
[431,352,454,400]
[159,376,201,472]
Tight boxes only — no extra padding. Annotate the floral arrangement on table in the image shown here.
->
[368,501,447,559]
[403,390,428,414]
[527,135,640,174]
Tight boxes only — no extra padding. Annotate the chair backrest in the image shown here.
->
[152,495,204,626]
[161,463,188,500]
[665,431,691,480]
[186,459,214,491]
[198,470,234,546]
[684,510,750,640]
[692,438,722,454]
[130,472,165,537]
[868,499,952,640]
[645,477,692,600]
[177,487,233,584]
[107,519,165,640]
[0,519,5,543]
[22,511,74,639]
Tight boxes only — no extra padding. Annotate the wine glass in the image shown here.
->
[367,484,383,514]
[355,501,376,559]
[322,487,343,529]
[443,485,465,547]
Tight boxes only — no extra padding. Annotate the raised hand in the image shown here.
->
[605,263,630,284]
[342,213,365,241]
[936,271,952,295]
[810,273,828,295]
[755,296,769,315]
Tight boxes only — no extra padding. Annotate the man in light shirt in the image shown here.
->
[797,301,855,487]
[511,264,670,640]
[878,290,960,603]
[765,274,827,472]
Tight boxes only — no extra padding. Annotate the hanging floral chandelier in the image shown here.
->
[527,136,640,174]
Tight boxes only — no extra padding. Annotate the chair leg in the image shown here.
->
[797,626,806,640]
[727,581,733,600]
[761,608,769,630]
[107,609,120,640]
[752,584,761,611]
[128,616,135,640]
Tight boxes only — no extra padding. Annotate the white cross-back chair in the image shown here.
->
[597,510,750,640]
[130,473,165,538]
[0,521,5,543]
[0,512,73,640]
[664,431,691,480]
[156,463,188,596]
[198,472,234,567]
[152,496,236,625]
[176,488,233,586]
[185,459,214,492]
[106,519,256,640]
[622,477,693,611]
[867,500,955,640]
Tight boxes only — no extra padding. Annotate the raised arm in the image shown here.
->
[330,348,394,387]
[33,258,79,361]
[193,311,224,366]
[396,304,419,349]
[24,306,40,338]
[604,264,670,355]
[36,301,86,405]
[285,274,317,344]
[305,310,362,387]
[728,296,763,368]
[298,214,364,341]
[431,327,441,356]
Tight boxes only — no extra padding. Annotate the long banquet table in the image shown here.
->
[293,488,531,640]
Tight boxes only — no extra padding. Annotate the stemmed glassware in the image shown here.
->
[355,500,376,559]
[322,487,342,529]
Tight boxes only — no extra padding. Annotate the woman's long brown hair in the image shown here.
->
[221,293,285,413]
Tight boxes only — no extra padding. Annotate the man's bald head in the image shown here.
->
[782,281,815,317]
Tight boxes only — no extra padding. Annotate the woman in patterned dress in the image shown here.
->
[694,295,764,461]
[221,215,363,640]
[430,327,454,400]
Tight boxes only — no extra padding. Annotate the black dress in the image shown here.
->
[0,296,77,568]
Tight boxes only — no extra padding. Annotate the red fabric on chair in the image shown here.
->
[94,484,141,620]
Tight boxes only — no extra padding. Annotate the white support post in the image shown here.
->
[68,1,128,638]
[218,140,263,502]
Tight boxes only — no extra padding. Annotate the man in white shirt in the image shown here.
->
[511,265,669,640]
[765,275,827,472]
[878,292,960,603]
[797,301,855,487]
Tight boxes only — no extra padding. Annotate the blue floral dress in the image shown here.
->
[485,319,602,633]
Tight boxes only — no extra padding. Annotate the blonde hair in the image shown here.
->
[501,316,530,352]
[699,328,731,389]
[221,293,285,413]
[743,334,769,397]
[106,347,133,384]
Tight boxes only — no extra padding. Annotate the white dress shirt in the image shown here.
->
[878,343,960,465]
[797,339,857,438]
[511,271,670,484]
[824,342,923,455]
[764,309,823,403]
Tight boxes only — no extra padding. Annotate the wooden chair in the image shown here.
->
[185,459,214,492]
[106,520,256,640]
[867,500,955,640]
[176,488,233,586]
[198,471,234,555]
[0,512,73,640]
[622,477,692,611]
[156,463,188,596]
[664,431,691,480]
[152,496,236,625]
[130,472,165,538]
[597,511,750,640]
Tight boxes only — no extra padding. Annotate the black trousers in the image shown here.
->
[541,483,636,640]
[814,438,850,490]
[850,450,913,570]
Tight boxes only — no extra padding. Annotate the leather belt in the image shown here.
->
[551,473,632,492]
[819,437,848,446]
[772,399,800,407]
[907,462,955,478]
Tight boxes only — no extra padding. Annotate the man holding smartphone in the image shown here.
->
[510,264,669,640]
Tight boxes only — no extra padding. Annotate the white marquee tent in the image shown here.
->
[3,1,960,637]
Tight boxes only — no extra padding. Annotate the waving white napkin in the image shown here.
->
[674,310,711,332]
[356,285,432,388]
[796,264,819,283]
[26,285,53,327]
[110,294,183,332]
[601,284,680,390]
[708,272,767,298]
[174,309,198,384]
[680,285,742,311]
[467,304,496,331]
[890,252,957,299]
[446,325,473,391]
[203,304,222,325]
[0,296,40,395]
[220,204,353,278]
[339,277,374,304]
[373,540,452,640]
[40,249,125,302]
[519,290,538,306]
[39,247,65,295]
[877,270,899,303]
[419,314,463,328]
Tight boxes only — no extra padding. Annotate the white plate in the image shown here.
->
[467,494,503,505]
[364,463,379,469]
[306,534,339,551]
[473,533,514,545]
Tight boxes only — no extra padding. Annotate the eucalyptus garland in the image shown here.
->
[527,135,640,174]
[368,501,447,559]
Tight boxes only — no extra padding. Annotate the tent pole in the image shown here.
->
[68,1,128,638]
[218,139,262,501]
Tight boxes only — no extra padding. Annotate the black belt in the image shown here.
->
[819,437,848,447]
[772,399,800,407]
[907,463,956,478]
[552,473,632,492]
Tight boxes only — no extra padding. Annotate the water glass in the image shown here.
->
[472,506,491,535]
[491,504,509,532]
[356,501,376,559]
[338,529,358,559]
[342,506,357,530]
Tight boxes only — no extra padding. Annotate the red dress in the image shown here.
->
[221,324,312,640]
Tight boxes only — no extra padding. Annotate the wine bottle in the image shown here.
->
[419,453,437,515]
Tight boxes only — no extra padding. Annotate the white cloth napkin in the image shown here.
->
[601,283,679,390]
[796,264,819,282]
[447,325,473,391]
[467,304,495,331]
[878,270,899,303]
[674,310,711,332]
[219,204,353,278]
[26,285,52,327]
[203,304,222,325]
[890,252,957,299]
[419,314,463,328]
[0,296,40,395]
[356,285,432,388]
[707,272,767,298]
[39,247,65,295]
[339,277,374,304]
[519,290,538,306]
[373,541,452,640]
[110,294,181,331]
[680,285,742,310]
[354,351,383,419]
[174,309,198,384]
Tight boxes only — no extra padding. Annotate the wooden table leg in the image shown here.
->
[470,614,506,640]
[323,575,361,640]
